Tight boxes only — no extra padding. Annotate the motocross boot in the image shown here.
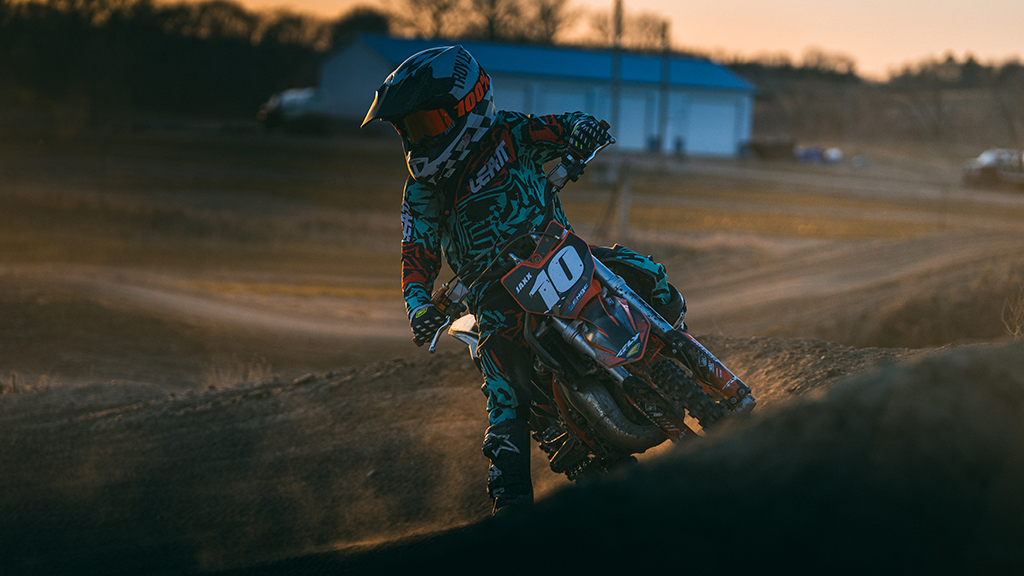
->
[482,418,534,517]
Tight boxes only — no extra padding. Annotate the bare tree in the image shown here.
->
[389,0,571,44]
[394,0,464,39]
[520,0,572,44]
[993,63,1024,147]
[464,0,522,41]
[258,10,332,50]
[44,0,135,26]
[588,8,669,51]
[458,0,573,44]
[181,1,261,41]
[802,47,857,76]
[330,6,390,49]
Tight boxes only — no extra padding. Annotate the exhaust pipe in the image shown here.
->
[561,379,666,453]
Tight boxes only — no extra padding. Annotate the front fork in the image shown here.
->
[591,259,756,414]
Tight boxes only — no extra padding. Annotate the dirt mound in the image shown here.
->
[807,255,1024,349]
[0,335,919,575]
[666,230,1024,350]
[692,335,921,405]
[0,352,485,575]
[298,340,1024,575]
[852,261,1024,348]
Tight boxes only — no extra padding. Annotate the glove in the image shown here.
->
[410,304,446,344]
[568,118,610,160]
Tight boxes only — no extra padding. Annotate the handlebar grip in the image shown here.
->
[599,119,610,131]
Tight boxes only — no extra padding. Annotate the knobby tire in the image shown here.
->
[649,359,726,430]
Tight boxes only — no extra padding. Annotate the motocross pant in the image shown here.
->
[474,244,680,426]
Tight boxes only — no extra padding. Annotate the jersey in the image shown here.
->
[400,110,593,316]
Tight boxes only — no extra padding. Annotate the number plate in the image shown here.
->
[501,222,597,317]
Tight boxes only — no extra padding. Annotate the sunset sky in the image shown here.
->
[234,0,1024,79]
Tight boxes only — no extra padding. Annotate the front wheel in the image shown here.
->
[649,359,725,430]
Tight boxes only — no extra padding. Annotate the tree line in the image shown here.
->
[0,0,347,119]
[0,0,683,123]
[0,0,619,121]
[390,0,671,50]
[2,0,1021,146]
[742,51,1024,146]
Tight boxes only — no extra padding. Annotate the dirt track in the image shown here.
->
[2,226,1023,574]
[3,133,1024,574]
[0,336,927,574]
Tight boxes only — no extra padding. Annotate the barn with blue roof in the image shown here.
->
[322,34,755,157]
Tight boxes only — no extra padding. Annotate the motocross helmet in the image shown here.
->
[362,45,496,188]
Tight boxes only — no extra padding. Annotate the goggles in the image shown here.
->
[395,108,455,144]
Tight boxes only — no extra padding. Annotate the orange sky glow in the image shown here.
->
[225,0,1024,79]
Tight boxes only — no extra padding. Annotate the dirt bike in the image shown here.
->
[422,124,755,480]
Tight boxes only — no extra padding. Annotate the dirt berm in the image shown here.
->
[4,336,1024,574]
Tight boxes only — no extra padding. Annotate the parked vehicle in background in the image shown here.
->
[963,149,1024,189]
[257,88,332,135]
[794,144,844,165]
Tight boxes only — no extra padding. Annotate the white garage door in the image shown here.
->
[617,94,648,151]
[686,102,737,156]
[539,90,587,116]
[494,87,524,114]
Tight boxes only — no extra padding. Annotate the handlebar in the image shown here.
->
[547,119,615,190]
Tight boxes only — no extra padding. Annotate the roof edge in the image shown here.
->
[352,34,755,93]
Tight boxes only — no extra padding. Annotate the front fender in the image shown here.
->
[575,294,651,369]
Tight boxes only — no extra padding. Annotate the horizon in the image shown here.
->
[207,0,1024,80]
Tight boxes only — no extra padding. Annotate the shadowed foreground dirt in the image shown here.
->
[9,334,1018,575]
[237,340,1024,576]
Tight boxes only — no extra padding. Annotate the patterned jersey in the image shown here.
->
[401,110,593,316]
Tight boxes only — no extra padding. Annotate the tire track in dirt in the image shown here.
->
[679,230,1024,339]
[3,265,411,340]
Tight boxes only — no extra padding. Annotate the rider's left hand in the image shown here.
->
[568,118,610,160]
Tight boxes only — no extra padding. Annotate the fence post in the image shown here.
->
[615,161,632,240]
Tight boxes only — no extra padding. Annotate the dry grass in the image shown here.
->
[1,130,1001,277]
[0,130,407,275]
[1,371,24,394]
[630,204,942,239]
[631,179,1024,222]
[0,190,401,276]
[1003,282,1024,341]
[563,195,945,239]
[200,355,274,390]
[0,371,58,394]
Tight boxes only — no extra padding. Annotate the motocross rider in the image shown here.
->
[362,45,685,516]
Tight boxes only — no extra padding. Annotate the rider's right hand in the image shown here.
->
[410,304,446,345]
[568,118,611,160]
